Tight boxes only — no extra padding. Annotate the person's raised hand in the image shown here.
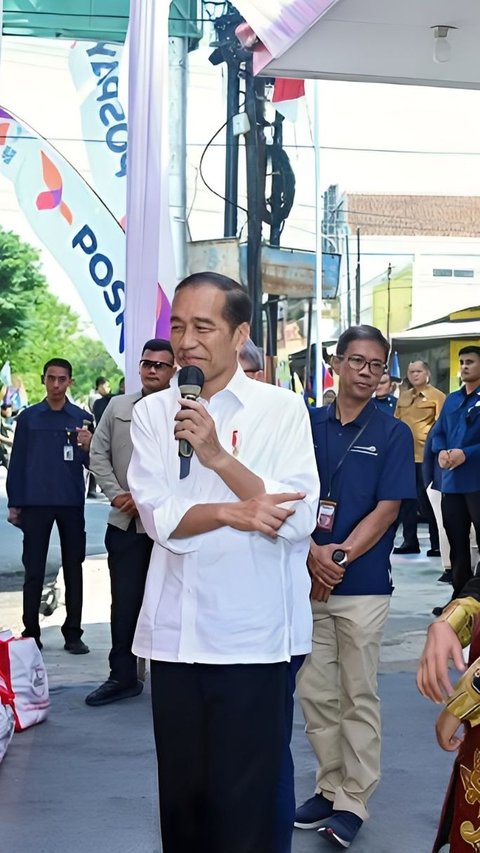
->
[417,621,466,703]
[174,399,225,469]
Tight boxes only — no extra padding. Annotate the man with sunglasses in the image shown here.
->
[295,325,416,848]
[85,339,175,706]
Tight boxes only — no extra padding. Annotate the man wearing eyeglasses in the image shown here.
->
[295,325,416,849]
[85,339,175,706]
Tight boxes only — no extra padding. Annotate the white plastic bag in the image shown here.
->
[0,673,15,763]
[0,631,49,731]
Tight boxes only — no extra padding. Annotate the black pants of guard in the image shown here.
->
[442,491,480,595]
[150,660,289,853]
[399,462,440,549]
[105,522,153,685]
[21,505,86,642]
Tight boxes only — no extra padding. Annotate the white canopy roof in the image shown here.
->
[235,0,480,90]
[393,320,480,341]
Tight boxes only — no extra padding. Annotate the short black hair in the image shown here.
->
[95,376,108,389]
[459,345,480,358]
[175,272,252,331]
[336,325,390,361]
[142,339,174,358]
[43,358,72,378]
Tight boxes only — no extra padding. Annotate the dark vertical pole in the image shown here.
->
[386,262,392,341]
[265,112,283,356]
[269,113,283,247]
[345,232,352,327]
[224,60,240,237]
[244,57,265,346]
[355,226,361,324]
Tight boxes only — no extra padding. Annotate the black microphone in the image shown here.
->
[177,366,204,478]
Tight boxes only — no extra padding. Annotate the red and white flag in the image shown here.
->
[272,78,305,121]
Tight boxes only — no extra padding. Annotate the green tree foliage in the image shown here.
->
[63,335,123,404]
[0,229,48,362]
[0,227,122,404]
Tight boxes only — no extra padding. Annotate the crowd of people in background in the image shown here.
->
[2,273,480,852]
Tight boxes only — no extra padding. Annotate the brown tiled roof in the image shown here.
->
[346,194,480,237]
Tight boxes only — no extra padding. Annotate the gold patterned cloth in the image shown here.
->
[434,618,480,852]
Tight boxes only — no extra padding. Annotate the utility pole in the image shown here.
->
[224,58,240,236]
[386,262,392,341]
[244,56,265,346]
[265,112,284,356]
[345,232,352,327]
[355,226,361,324]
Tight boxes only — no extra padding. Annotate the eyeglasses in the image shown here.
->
[139,359,174,371]
[336,355,387,376]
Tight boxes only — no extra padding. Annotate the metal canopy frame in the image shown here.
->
[2,1,202,44]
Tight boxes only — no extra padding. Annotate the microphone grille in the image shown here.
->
[178,366,204,392]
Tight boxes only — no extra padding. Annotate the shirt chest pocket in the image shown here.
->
[114,415,132,450]
[329,448,379,503]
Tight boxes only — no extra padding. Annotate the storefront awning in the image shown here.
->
[235,0,480,90]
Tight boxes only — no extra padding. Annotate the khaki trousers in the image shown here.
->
[297,595,390,821]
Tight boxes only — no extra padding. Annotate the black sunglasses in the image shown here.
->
[139,359,174,371]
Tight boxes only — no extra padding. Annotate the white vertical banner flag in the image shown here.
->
[125,0,177,391]
[68,40,127,224]
[0,107,126,367]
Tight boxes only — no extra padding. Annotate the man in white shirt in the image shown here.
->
[128,272,319,853]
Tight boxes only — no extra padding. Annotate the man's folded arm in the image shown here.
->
[128,403,208,553]
[259,396,319,543]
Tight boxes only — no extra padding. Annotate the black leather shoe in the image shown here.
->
[427,549,441,557]
[437,571,453,584]
[85,679,143,707]
[393,544,420,555]
[64,639,90,655]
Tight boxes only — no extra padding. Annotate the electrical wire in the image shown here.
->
[198,111,249,218]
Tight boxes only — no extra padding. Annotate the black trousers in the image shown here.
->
[105,522,153,684]
[399,462,440,549]
[442,491,480,595]
[21,505,86,642]
[150,660,289,853]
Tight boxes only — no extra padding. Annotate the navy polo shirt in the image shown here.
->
[373,394,397,416]
[310,400,416,595]
[6,399,92,507]
[430,385,480,494]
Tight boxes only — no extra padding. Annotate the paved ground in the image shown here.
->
[0,529,457,853]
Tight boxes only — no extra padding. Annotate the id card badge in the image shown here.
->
[64,444,74,462]
[317,499,338,532]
